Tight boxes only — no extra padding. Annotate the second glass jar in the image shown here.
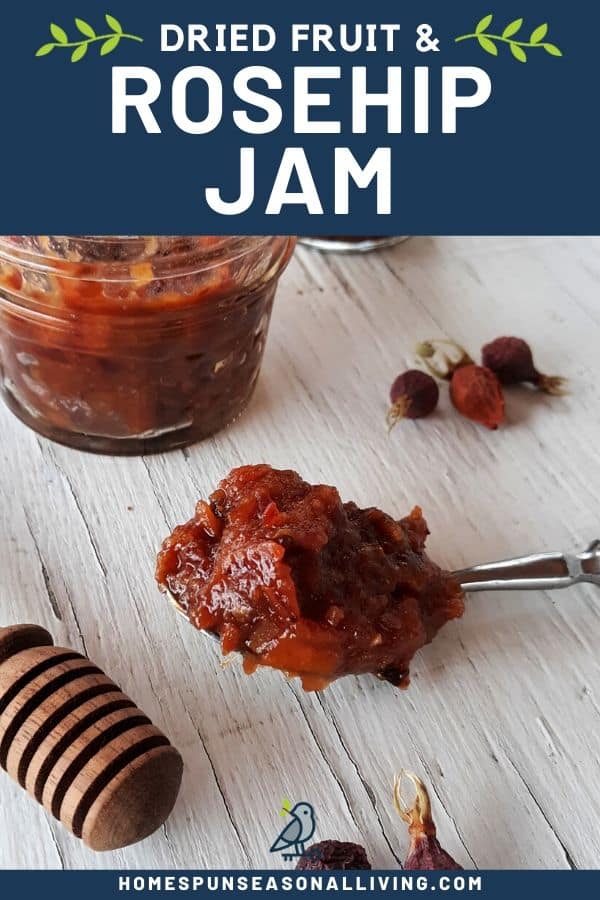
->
[299,236,408,253]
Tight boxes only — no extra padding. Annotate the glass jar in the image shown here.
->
[299,236,409,253]
[0,236,295,454]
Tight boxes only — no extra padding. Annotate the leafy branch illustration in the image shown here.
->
[279,799,292,817]
[455,15,562,62]
[36,13,143,62]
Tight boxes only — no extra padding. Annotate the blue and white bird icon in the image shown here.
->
[270,801,316,860]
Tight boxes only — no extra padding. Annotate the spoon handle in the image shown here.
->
[454,540,600,593]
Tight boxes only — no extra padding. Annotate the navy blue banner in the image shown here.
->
[0,871,600,897]
[1,1,595,233]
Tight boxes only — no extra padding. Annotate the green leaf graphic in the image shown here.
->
[530,23,548,44]
[75,18,96,38]
[478,35,498,55]
[503,19,523,38]
[455,14,563,63]
[71,43,88,62]
[476,14,493,34]
[105,14,123,34]
[101,35,121,55]
[36,14,143,62]
[50,24,68,44]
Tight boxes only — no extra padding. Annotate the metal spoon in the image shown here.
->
[454,539,600,592]
[168,540,600,648]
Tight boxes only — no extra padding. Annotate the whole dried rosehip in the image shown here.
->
[387,370,440,431]
[394,772,462,870]
[296,840,372,870]
[482,336,567,395]
[450,364,505,430]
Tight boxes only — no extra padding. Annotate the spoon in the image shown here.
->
[168,540,600,648]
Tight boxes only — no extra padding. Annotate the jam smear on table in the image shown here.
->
[156,465,464,691]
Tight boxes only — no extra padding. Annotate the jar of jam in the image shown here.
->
[299,237,409,253]
[0,236,295,454]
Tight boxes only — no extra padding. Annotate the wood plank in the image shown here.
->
[0,238,598,868]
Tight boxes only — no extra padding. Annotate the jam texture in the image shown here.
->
[0,236,294,453]
[156,465,464,691]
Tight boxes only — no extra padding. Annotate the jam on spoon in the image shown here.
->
[156,465,464,691]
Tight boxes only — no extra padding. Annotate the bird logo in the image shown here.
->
[270,799,316,861]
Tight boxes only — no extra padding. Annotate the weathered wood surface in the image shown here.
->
[1,237,599,869]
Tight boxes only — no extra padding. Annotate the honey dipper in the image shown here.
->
[0,624,183,852]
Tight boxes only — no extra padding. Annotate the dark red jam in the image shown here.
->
[0,237,295,453]
[156,465,464,691]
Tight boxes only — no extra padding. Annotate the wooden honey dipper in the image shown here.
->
[0,624,183,852]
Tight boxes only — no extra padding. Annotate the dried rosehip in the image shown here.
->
[482,336,567,395]
[450,364,505,430]
[387,370,440,431]
[296,840,372,870]
[394,772,462,870]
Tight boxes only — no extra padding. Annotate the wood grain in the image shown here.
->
[0,237,599,868]
[0,629,183,852]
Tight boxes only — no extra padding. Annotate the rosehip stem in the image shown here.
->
[393,771,437,838]
[536,374,569,396]
[394,772,463,870]
[386,396,410,432]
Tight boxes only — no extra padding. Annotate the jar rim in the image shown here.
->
[0,236,278,282]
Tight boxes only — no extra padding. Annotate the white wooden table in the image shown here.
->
[1,237,599,870]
